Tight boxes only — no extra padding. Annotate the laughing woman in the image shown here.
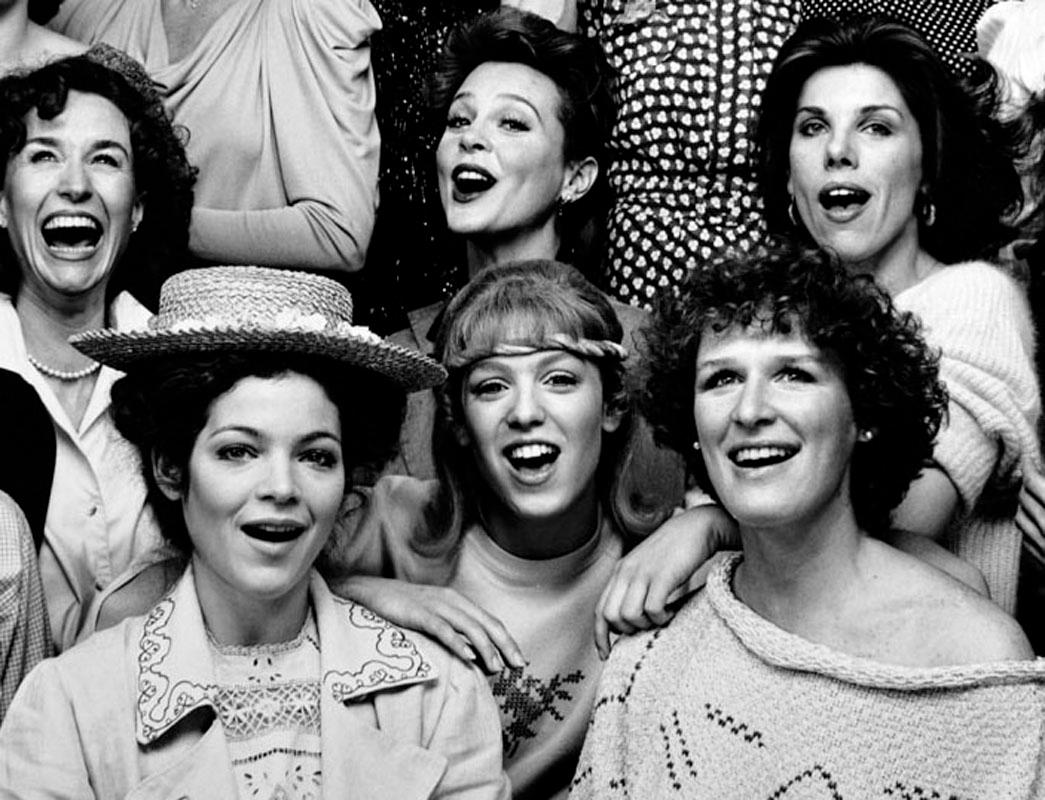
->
[0,266,508,799]
[0,54,194,650]
[571,245,1045,798]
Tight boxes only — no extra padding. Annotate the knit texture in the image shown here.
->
[895,262,1041,612]
[570,554,1045,799]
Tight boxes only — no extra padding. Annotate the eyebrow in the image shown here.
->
[25,135,132,156]
[796,103,904,118]
[450,91,543,121]
[210,425,341,444]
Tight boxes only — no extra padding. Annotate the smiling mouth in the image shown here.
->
[818,186,871,216]
[41,214,103,254]
[241,523,306,543]
[451,165,496,199]
[504,442,560,478]
[729,445,798,468]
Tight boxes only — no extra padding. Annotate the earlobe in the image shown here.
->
[0,193,7,228]
[602,402,624,434]
[131,199,145,234]
[152,452,184,501]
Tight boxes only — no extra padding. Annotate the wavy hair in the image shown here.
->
[429,7,616,269]
[413,259,659,567]
[111,353,406,555]
[757,16,1022,265]
[0,53,196,306]
[640,241,947,535]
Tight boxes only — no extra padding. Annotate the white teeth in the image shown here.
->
[734,446,791,464]
[44,215,100,231]
[458,169,488,181]
[507,443,556,460]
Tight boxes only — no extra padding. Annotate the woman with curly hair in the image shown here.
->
[753,16,1041,615]
[0,54,195,650]
[571,244,1045,797]
[0,265,509,799]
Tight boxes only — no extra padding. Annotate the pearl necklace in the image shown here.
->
[27,353,102,381]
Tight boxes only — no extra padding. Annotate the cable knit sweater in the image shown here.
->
[570,554,1045,799]
[894,261,1041,612]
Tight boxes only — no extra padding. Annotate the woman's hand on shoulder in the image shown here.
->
[500,0,577,30]
[332,575,526,674]
[594,503,738,659]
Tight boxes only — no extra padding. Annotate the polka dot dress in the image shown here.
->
[801,0,993,79]
[578,0,801,308]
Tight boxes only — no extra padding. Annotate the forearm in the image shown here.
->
[190,203,371,272]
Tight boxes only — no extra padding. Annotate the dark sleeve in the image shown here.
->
[0,370,55,550]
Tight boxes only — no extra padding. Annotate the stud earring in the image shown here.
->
[858,429,875,443]
[917,191,936,228]
[692,440,701,452]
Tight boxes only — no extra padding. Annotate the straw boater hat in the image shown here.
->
[70,266,446,392]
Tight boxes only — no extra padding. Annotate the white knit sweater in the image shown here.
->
[570,554,1045,799]
[895,261,1041,612]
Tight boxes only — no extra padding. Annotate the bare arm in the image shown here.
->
[890,464,961,541]
[500,0,577,30]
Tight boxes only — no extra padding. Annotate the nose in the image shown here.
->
[824,128,856,169]
[730,376,774,428]
[57,158,92,202]
[258,454,299,504]
[506,383,546,429]
[459,123,489,153]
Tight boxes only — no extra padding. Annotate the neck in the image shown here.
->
[733,499,867,635]
[193,557,311,647]
[16,286,107,370]
[479,482,601,560]
[846,223,938,296]
[465,225,560,277]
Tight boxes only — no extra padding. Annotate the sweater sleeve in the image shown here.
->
[0,659,93,799]
[188,0,381,272]
[898,262,1041,511]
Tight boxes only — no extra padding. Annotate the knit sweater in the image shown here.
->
[570,553,1045,799]
[894,261,1041,612]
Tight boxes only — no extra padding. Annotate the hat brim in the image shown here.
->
[70,326,446,392]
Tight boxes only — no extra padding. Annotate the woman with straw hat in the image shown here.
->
[0,266,509,800]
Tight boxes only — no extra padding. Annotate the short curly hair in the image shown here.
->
[640,242,947,535]
[757,16,1022,265]
[110,353,406,555]
[429,7,616,266]
[0,54,196,307]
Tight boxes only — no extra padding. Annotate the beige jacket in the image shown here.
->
[0,568,509,799]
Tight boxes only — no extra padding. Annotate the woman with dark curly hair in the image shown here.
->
[571,245,1045,797]
[0,265,509,799]
[753,16,1041,614]
[0,54,195,651]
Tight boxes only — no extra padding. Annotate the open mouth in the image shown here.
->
[241,522,306,544]
[504,442,560,477]
[729,445,798,469]
[818,186,870,215]
[41,214,103,254]
[452,165,496,198]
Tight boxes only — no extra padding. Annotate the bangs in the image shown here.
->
[442,282,614,368]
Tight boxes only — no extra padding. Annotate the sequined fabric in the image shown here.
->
[577,0,800,309]
[358,0,497,333]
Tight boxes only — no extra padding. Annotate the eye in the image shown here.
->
[698,369,739,391]
[469,377,509,399]
[777,366,814,383]
[500,115,531,132]
[544,371,579,390]
[301,448,339,469]
[795,117,826,137]
[92,152,122,167]
[446,112,470,130]
[27,148,58,164]
[862,120,893,136]
[216,443,255,461]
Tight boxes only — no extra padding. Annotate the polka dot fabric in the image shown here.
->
[801,0,993,79]
[578,0,800,308]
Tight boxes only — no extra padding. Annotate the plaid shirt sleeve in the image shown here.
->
[0,491,52,723]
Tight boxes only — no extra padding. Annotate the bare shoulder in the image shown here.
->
[30,24,88,58]
[868,541,1033,666]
